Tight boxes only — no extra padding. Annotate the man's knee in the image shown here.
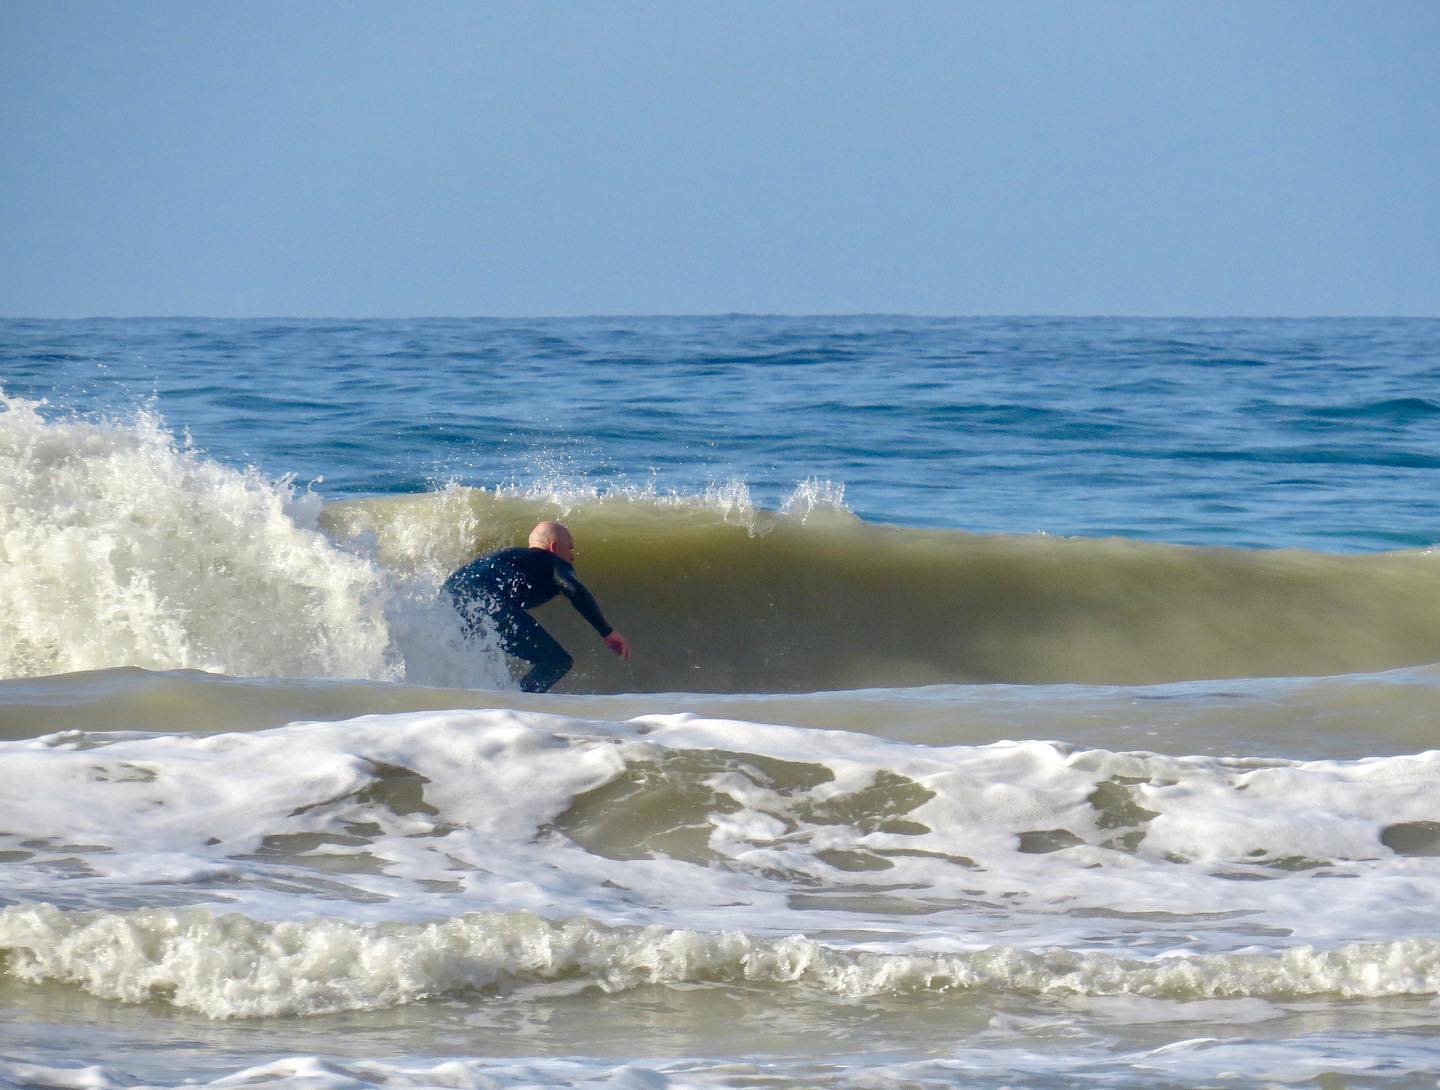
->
[521,648,572,693]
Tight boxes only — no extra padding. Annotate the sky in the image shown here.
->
[2,1,1437,318]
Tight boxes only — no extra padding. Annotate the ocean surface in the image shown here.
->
[2,315,1440,1089]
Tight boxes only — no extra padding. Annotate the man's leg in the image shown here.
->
[492,605,574,693]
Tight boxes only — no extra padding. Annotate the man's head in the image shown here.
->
[529,520,576,563]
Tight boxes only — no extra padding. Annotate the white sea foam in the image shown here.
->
[498,475,851,533]
[2,902,1439,1021]
[0,397,506,688]
[3,708,1439,954]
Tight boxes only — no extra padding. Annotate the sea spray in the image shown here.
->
[0,397,504,687]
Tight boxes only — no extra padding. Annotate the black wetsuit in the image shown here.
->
[443,546,613,693]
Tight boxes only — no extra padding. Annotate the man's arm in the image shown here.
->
[553,561,613,637]
[554,562,632,660]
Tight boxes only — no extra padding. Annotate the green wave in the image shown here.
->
[322,489,1440,693]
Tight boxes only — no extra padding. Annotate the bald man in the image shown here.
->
[443,521,631,693]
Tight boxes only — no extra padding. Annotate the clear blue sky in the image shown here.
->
[3,1,1437,318]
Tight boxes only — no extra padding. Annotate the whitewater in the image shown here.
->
[3,315,1440,1089]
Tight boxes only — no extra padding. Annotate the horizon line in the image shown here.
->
[3,312,1437,323]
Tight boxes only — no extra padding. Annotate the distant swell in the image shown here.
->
[3,905,1438,1019]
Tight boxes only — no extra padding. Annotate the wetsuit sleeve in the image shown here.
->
[553,561,613,637]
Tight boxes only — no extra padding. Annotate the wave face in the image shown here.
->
[325,487,1440,692]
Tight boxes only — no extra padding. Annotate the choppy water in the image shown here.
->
[2,316,1440,1089]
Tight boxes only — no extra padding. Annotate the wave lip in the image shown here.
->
[3,904,1439,1020]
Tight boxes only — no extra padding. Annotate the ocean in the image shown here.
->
[2,315,1439,1088]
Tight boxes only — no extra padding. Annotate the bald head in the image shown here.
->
[529,521,576,562]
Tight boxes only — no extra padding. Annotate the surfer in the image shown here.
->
[443,521,631,693]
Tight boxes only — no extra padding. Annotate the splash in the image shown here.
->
[0,397,502,687]
[779,477,849,522]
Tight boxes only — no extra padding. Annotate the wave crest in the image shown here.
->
[4,904,1438,1019]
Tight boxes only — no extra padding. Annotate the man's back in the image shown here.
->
[446,546,564,611]
[445,545,612,636]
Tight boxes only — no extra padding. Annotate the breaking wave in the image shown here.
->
[8,394,1440,693]
[3,904,1438,1019]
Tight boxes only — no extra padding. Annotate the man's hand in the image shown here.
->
[603,632,632,661]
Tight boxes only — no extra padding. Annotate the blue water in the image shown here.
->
[6,315,1439,551]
